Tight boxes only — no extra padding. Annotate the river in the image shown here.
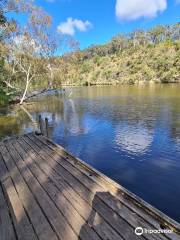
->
[0,84,180,222]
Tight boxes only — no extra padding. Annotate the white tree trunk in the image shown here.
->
[47,63,54,88]
[19,64,32,105]
[20,78,29,104]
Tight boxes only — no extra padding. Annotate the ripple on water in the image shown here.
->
[114,124,153,155]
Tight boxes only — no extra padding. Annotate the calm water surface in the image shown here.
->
[0,85,180,222]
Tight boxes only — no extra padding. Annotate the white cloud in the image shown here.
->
[57,18,92,36]
[115,0,167,21]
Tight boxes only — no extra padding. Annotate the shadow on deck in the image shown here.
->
[0,133,179,240]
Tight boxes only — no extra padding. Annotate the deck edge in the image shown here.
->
[38,133,180,233]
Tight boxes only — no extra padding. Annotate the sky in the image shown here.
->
[15,0,180,50]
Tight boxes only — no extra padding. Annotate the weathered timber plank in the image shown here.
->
[2,177,37,240]
[28,134,168,240]
[19,137,94,219]
[12,139,104,240]
[16,137,124,240]
[6,140,79,240]
[23,135,145,240]
[27,137,170,240]
[33,134,180,237]
[0,152,9,181]
[0,183,17,240]
[0,143,58,240]
[1,133,179,240]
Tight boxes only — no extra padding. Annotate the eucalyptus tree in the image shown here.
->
[3,0,58,104]
[0,0,12,93]
[110,34,128,53]
[148,25,166,44]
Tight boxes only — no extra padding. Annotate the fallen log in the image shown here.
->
[9,88,50,105]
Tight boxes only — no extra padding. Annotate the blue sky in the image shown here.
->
[15,0,180,50]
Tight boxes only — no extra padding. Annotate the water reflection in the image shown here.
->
[0,85,180,222]
[63,99,84,135]
[115,124,153,154]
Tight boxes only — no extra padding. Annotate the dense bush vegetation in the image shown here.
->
[51,24,180,86]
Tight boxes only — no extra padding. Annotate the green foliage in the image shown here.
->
[0,51,9,105]
[81,62,92,73]
[53,23,179,86]
[0,88,9,105]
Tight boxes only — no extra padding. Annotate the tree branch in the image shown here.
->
[3,80,19,90]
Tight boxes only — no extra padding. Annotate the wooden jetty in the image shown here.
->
[0,133,180,240]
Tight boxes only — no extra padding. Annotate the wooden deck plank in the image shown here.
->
[29,134,170,240]
[12,139,104,240]
[16,136,124,240]
[35,135,172,227]
[0,183,17,240]
[0,152,9,182]
[2,177,37,240]
[30,133,180,240]
[5,140,79,240]
[0,143,58,240]
[33,133,180,238]
[26,134,172,240]
[23,135,148,240]
[0,133,179,240]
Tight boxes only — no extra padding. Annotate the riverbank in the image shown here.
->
[1,82,180,108]
[61,81,180,87]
